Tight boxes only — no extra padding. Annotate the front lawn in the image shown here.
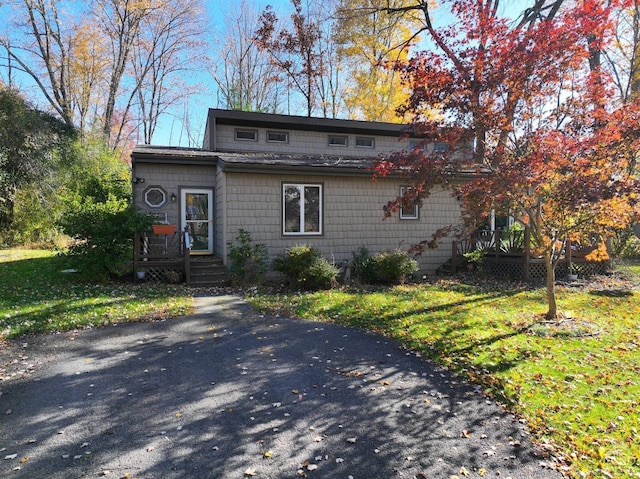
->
[248,267,640,479]
[0,249,193,338]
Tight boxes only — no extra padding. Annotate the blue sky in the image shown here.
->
[153,0,293,147]
[1,0,524,148]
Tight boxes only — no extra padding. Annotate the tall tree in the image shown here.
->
[1,0,77,128]
[255,0,326,116]
[129,0,206,145]
[0,86,73,238]
[604,0,640,103]
[212,0,284,112]
[1,0,206,148]
[375,0,640,319]
[333,0,424,122]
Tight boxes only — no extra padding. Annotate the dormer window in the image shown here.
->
[355,137,375,148]
[267,131,289,143]
[235,129,258,141]
[434,142,448,153]
[328,135,348,147]
[408,139,425,151]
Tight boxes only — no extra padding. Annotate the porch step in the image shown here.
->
[188,257,230,287]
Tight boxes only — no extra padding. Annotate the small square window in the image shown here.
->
[408,139,424,151]
[434,142,448,153]
[399,186,419,220]
[267,131,289,143]
[355,137,375,148]
[328,135,348,147]
[235,129,258,141]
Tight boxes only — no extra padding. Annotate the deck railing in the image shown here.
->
[133,230,191,282]
[451,228,607,280]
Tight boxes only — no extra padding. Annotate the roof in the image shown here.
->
[207,108,407,137]
[131,145,378,177]
[131,146,219,165]
[131,146,483,181]
[216,152,376,177]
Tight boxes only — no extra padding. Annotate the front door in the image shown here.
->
[181,188,214,254]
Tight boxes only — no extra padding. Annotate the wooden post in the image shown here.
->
[183,229,191,285]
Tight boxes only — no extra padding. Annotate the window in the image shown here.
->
[282,183,323,235]
[399,186,419,220]
[355,136,375,148]
[328,135,347,147]
[235,129,258,141]
[408,139,425,151]
[144,186,167,208]
[434,142,448,153]
[267,131,289,143]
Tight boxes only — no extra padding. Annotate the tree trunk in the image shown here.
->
[545,252,558,320]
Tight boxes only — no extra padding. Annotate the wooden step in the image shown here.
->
[187,257,229,287]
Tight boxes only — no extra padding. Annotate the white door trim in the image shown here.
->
[181,188,214,254]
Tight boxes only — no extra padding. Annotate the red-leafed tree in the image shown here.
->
[375,0,640,319]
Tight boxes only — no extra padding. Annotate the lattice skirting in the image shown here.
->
[483,259,607,281]
[140,267,184,283]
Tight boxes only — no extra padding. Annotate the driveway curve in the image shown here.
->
[0,294,563,479]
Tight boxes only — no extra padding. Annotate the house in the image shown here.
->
[131,109,465,284]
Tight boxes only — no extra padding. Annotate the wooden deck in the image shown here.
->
[448,228,608,280]
[133,231,228,286]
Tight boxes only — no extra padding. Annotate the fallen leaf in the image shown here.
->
[460,466,470,476]
[263,451,272,458]
[19,457,30,463]
[175,412,183,418]
[461,430,471,438]
[4,454,17,460]
[244,467,257,477]
[292,389,299,394]
[307,464,318,471]
[346,437,357,443]
[478,468,487,477]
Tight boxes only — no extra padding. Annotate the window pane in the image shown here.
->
[284,185,301,233]
[400,186,419,219]
[236,129,257,141]
[328,135,347,146]
[267,131,288,142]
[186,193,209,220]
[356,137,374,148]
[304,186,321,233]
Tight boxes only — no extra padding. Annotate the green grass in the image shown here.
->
[0,249,193,338]
[248,269,640,479]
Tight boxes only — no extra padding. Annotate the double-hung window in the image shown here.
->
[282,183,323,235]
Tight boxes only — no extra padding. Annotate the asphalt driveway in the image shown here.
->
[0,294,563,478]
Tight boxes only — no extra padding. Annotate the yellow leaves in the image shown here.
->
[263,450,272,458]
[584,242,609,262]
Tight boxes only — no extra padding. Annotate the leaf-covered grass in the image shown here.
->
[0,249,193,339]
[248,268,640,479]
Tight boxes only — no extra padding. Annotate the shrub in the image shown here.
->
[352,247,418,284]
[273,244,338,290]
[58,194,154,281]
[227,229,269,285]
[351,246,376,283]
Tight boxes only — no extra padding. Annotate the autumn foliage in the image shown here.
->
[376,0,640,318]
